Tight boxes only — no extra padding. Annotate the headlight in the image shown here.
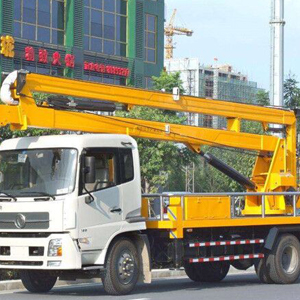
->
[48,239,62,257]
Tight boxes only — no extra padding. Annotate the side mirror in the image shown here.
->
[84,156,96,184]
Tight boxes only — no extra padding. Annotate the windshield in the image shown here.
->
[0,148,77,197]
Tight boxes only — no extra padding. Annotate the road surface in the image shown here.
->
[1,272,300,300]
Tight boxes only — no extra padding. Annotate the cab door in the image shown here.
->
[77,148,123,252]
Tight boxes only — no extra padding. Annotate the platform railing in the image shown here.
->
[142,191,300,221]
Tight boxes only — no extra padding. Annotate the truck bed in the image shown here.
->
[142,192,300,239]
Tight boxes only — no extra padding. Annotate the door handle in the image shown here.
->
[110,208,122,213]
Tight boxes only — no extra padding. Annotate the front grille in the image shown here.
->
[0,212,49,230]
[0,232,51,238]
[0,247,10,256]
[29,247,44,257]
[0,261,43,266]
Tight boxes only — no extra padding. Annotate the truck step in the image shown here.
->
[189,239,264,248]
[189,253,264,263]
[82,265,104,271]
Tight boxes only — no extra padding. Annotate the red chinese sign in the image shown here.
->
[65,54,75,68]
[25,46,35,61]
[21,46,130,77]
[52,51,62,66]
[38,49,48,63]
[84,62,130,77]
[24,47,74,69]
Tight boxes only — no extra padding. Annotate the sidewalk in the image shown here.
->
[0,267,255,292]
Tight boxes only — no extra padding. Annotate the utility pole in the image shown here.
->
[270,0,285,107]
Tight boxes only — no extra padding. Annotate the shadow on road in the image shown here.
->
[15,272,297,298]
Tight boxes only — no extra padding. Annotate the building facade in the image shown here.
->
[0,0,164,88]
[165,58,262,127]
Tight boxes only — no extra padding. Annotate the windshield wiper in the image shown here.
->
[19,192,56,201]
[0,192,17,202]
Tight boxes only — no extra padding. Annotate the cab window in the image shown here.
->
[82,148,120,194]
[120,148,134,183]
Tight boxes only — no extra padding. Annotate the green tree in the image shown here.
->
[195,146,256,193]
[117,71,194,193]
[284,74,300,108]
[256,90,270,106]
[194,115,264,193]
[152,71,184,93]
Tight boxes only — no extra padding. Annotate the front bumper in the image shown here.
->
[0,233,81,270]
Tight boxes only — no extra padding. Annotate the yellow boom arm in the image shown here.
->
[0,71,297,215]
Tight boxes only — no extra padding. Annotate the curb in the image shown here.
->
[0,267,255,292]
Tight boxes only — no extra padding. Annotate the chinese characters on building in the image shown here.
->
[1,35,130,77]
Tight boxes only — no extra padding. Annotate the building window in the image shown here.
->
[14,0,65,45]
[203,115,213,128]
[83,72,127,86]
[145,14,157,63]
[145,77,153,89]
[205,79,214,98]
[84,0,127,57]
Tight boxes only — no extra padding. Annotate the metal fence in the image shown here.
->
[142,191,300,221]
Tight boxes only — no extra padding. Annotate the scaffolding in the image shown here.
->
[165,58,261,130]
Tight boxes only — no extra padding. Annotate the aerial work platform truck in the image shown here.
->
[0,70,299,295]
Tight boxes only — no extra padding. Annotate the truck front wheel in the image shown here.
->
[102,238,139,295]
[184,261,230,282]
[20,270,57,293]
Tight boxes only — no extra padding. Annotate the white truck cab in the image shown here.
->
[0,134,146,288]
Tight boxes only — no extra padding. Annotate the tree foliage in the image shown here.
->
[194,75,300,194]
[117,71,194,193]
[152,71,184,93]
[256,90,270,106]
[284,74,300,108]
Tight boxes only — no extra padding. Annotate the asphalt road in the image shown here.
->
[1,272,300,300]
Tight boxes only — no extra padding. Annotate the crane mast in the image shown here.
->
[164,9,194,59]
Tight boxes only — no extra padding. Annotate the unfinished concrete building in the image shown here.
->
[165,58,262,128]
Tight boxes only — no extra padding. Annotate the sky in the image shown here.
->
[165,0,300,90]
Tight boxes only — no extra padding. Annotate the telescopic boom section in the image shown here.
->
[12,72,295,125]
[0,71,297,199]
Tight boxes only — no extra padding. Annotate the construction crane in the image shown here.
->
[164,9,194,59]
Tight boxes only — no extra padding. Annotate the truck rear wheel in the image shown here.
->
[268,234,300,284]
[184,261,230,282]
[231,259,253,270]
[20,270,57,293]
[184,262,205,282]
[255,256,274,284]
[102,238,139,295]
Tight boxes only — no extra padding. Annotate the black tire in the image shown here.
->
[255,256,274,284]
[231,259,253,271]
[102,238,139,295]
[184,261,230,283]
[184,262,205,282]
[267,234,300,284]
[20,270,57,293]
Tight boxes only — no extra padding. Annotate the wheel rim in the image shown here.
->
[117,249,135,285]
[281,245,299,274]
